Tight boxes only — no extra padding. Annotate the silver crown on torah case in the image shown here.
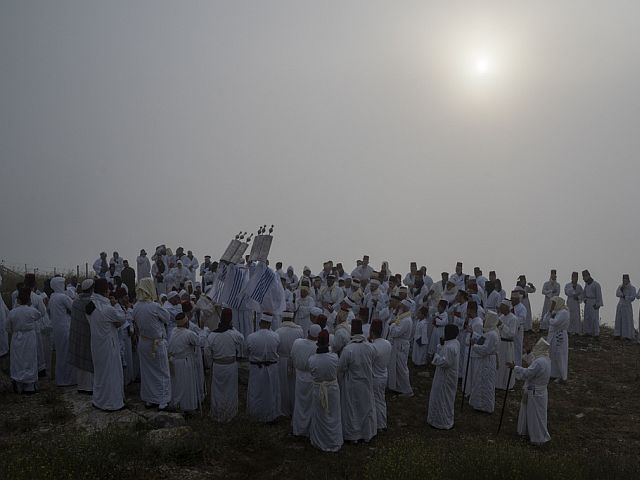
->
[219,231,252,264]
[248,224,274,263]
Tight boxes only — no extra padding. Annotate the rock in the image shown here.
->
[576,413,585,419]
[146,426,196,455]
[417,371,430,378]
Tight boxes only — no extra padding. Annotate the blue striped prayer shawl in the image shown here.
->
[209,262,228,303]
[222,265,248,309]
[249,266,275,304]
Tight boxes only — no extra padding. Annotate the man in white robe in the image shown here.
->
[86,279,125,410]
[338,319,377,443]
[511,291,527,367]
[168,312,208,412]
[516,275,536,331]
[7,288,41,394]
[582,270,603,337]
[133,278,172,410]
[207,308,245,422]
[275,311,304,416]
[308,330,342,452]
[246,313,281,422]
[319,275,344,316]
[369,319,392,431]
[496,300,517,390]
[546,296,569,382]
[49,277,76,386]
[351,255,374,281]
[427,324,460,430]
[290,324,321,436]
[449,262,466,289]
[564,272,584,335]
[509,337,552,445]
[183,251,199,283]
[330,301,353,355]
[469,311,499,413]
[540,270,561,330]
[293,286,315,336]
[614,274,636,341]
[386,299,413,396]
[93,252,109,278]
[136,249,152,279]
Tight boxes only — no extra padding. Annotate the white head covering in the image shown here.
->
[532,337,550,358]
[281,311,294,319]
[167,291,179,301]
[310,306,323,317]
[500,299,512,309]
[50,276,65,294]
[308,324,321,338]
[484,311,499,333]
[261,312,273,324]
[81,279,94,291]
[551,296,566,312]
[136,278,158,302]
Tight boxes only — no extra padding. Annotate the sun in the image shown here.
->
[473,54,493,76]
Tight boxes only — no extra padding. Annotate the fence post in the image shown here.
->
[25,264,27,274]
[85,263,89,278]
[54,267,56,275]
[77,265,80,278]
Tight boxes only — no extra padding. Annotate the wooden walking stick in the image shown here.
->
[460,335,473,411]
[496,365,514,435]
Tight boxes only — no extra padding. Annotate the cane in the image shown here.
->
[496,365,514,435]
[460,336,473,411]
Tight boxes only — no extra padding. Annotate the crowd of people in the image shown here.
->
[1,248,638,453]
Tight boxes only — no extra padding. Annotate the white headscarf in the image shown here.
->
[484,311,499,333]
[50,276,66,294]
[551,296,566,312]
[136,277,157,302]
[531,337,550,358]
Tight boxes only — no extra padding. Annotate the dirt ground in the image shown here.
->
[1,326,639,479]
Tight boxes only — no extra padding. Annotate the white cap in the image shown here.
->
[81,279,94,291]
[310,306,323,316]
[309,324,321,338]
[261,313,273,323]
[167,291,179,300]
[281,311,294,319]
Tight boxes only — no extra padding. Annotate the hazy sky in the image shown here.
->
[1,1,639,322]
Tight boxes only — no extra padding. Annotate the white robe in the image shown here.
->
[88,295,125,410]
[168,327,206,411]
[0,294,9,357]
[428,339,460,429]
[207,328,244,422]
[469,329,498,413]
[387,311,413,395]
[513,303,527,367]
[564,282,584,334]
[411,318,429,366]
[290,338,318,436]
[133,301,172,406]
[515,355,551,444]
[371,338,392,430]
[496,313,517,390]
[428,311,448,356]
[246,328,281,422]
[547,309,569,381]
[7,306,40,392]
[461,317,483,395]
[308,352,343,452]
[614,284,636,340]
[275,322,305,416]
[293,295,315,336]
[540,281,561,328]
[331,322,351,356]
[136,255,152,279]
[49,288,77,386]
[338,337,377,442]
[582,280,603,336]
[520,284,536,331]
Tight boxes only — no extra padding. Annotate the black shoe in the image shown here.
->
[77,390,93,395]
[38,370,47,378]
